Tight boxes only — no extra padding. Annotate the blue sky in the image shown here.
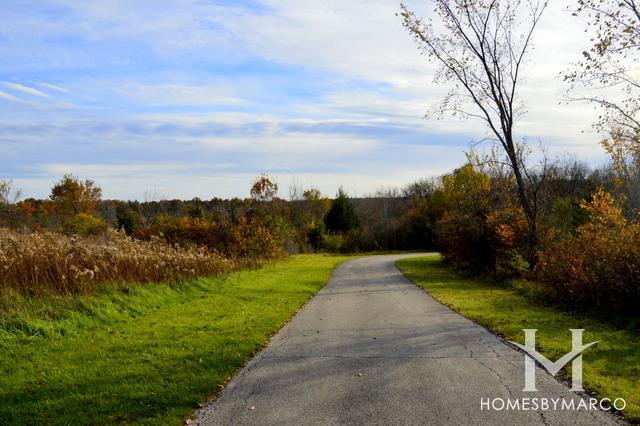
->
[1,0,606,200]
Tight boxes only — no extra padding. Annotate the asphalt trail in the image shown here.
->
[192,254,622,425]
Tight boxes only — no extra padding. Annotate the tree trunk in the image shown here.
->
[509,151,538,265]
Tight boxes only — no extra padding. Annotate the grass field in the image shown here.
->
[396,255,640,423]
[0,254,349,425]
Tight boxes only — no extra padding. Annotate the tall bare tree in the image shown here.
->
[567,0,640,193]
[400,0,547,260]
[567,0,639,130]
[0,179,22,206]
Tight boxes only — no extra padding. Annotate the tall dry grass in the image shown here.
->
[0,229,235,296]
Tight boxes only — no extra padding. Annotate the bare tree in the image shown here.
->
[400,0,547,260]
[567,0,640,208]
[402,177,440,199]
[288,180,304,202]
[567,0,640,191]
[567,0,639,133]
[0,179,22,206]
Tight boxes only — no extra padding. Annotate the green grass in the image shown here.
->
[397,255,640,423]
[0,254,349,425]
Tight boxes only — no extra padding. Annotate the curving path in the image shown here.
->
[192,254,622,425]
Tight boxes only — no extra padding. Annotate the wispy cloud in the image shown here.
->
[0,113,472,199]
[38,82,70,93]
[0,90,22,102]
[118,83,246,107]
[2,82,50,98]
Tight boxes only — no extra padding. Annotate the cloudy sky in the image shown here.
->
[1,0,605,200]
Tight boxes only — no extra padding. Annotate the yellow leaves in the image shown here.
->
[579,188,626,227]
[600,128,640,178]
[441,164,492,209]
[231,216,284,260]
[600,136,614,155]
[50,174,102,219]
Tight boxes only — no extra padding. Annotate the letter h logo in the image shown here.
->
[510,329,598,392]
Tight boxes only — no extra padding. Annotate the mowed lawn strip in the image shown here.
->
[0,254,349,425]
[396,255,640,422]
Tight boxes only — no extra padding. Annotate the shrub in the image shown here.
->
[152,216,284,261]
[396,196,439,250]
[116,204,139,235]
[320,229,363,253]
[231,216,284,261]
[306,221,325,251]
[535,189,640,315]
[434,164,529,275]
[320,233,345,253]
[342,229,365,253]
[62,213,108,236]
[157,217,234,255]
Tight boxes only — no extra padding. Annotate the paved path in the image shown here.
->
[192,254,622,425]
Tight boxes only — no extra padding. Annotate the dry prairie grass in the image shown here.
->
[0,228,235,296]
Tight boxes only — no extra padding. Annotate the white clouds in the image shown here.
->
[43,162,237,178]
[37,82,70,93]
[0,91,22,103]
[1,1,601,145]
[118,83,245,107]
[219,0,433,86]
[0,81,76,112]
[213,0,602,148]
[0,113,459,199]
[2,82,50,97]
[17,146,461,201]
[0,0,613,199]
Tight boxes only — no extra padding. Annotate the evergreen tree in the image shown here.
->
[324,189,359,233]
[116,204,139,235]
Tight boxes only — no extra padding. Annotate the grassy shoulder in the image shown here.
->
[0,254,350,425]
[396,255,640,422]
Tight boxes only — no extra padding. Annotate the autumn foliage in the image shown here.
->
[535,189,640,314]
[433,164,530,276]
[0,174,288,297]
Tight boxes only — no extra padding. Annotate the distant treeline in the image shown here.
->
[0,174,439,254]
[2,154,640,314]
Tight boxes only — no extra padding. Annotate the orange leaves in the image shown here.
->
[16,200,35,218]
[231,216,284,261]
[536,189,640,314]
[153,213,285,263]
[495,223,516,247]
